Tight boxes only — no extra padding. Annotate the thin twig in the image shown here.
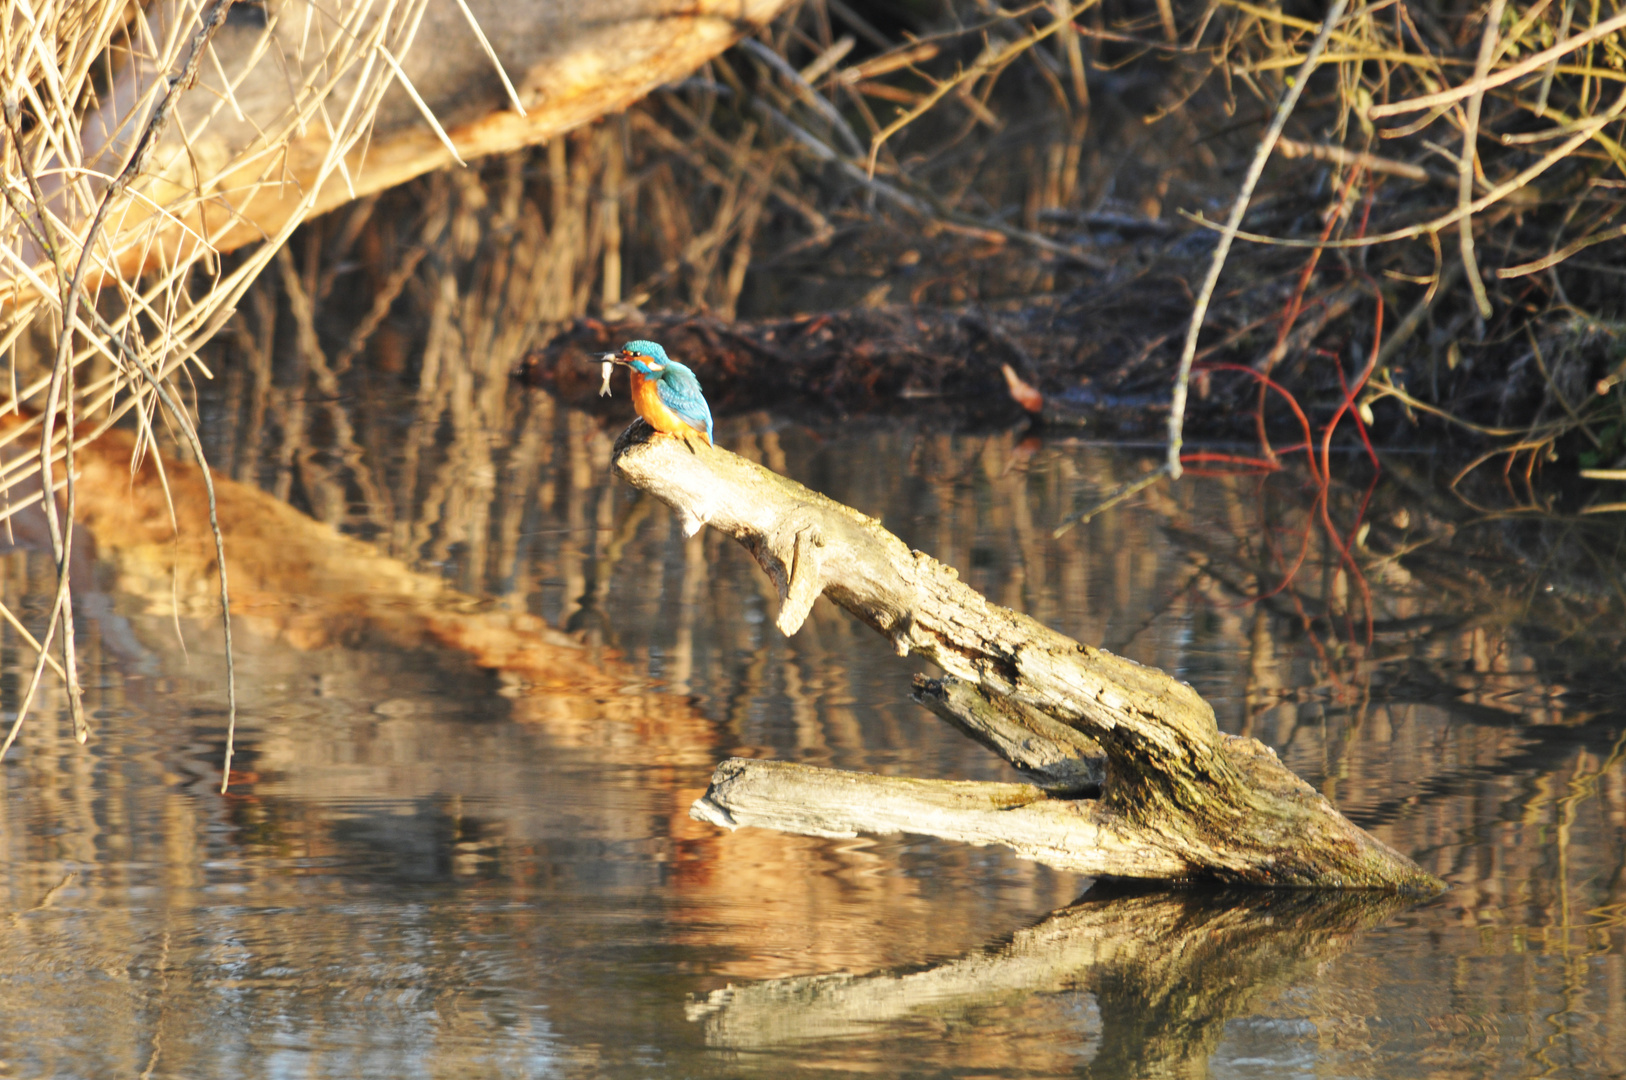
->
[13,0,239,758]
[865,7,1079,178]
[377,43,466,167]
[1053,466,1170,537]
[1367,8,1626,118]
[1499,222,1626,278]
[447,0,527,116]
[1457,0,1507,320]
[108,303,240,791]
[1180,84,1626,250]
[1372,260,1462,371]
[1275,137,1442,184]
[1166,0,1351,480]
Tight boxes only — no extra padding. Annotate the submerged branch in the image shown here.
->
[690,758,1190,878]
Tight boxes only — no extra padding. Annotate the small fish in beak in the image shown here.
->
[599,354,616,397]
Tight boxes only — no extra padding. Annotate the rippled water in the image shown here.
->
[1,378,1623,1077]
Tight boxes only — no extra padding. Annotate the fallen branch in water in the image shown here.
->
[612,422,1443,893]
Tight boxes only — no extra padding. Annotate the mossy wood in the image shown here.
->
[613,422,1442,893]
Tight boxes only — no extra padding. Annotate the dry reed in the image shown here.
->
[0,0,506,772]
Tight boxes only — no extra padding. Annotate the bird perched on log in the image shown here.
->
[600,339,714,447]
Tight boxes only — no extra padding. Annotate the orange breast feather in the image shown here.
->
[630,370,707,439]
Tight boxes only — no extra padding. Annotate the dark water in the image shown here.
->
[1,383,1623,1078]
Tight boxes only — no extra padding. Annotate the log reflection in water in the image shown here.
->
[690,885,1405,1067]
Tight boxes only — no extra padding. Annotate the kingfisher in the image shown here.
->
[602,339,714,447]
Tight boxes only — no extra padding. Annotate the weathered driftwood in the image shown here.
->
[613,422,1443,893]
[688,884,1406,1071]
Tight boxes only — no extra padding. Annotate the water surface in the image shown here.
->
[0,386,1622,1078]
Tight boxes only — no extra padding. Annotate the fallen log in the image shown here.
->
[526,312,1177,434]
[612,421,1444,893]
[3,0,796,300]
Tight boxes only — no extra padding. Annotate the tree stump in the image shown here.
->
[613,422,1443,893]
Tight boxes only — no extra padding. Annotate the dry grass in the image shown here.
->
[0,0,502,767]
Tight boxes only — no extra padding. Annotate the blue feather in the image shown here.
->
[653,360,714,443]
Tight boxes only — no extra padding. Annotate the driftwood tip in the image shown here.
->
[690,795,738,830]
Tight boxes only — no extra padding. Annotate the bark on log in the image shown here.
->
[912,674,1104,795]
[612,421,1444,893]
